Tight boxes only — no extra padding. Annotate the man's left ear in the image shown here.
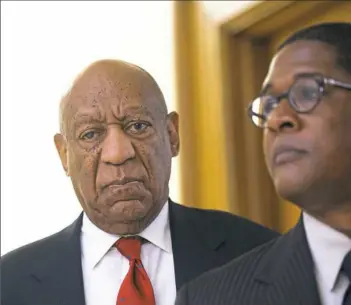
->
[167,112,180,157]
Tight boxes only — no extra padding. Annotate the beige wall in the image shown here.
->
[2,1,178,255]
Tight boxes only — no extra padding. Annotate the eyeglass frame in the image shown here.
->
[247,73,351,128]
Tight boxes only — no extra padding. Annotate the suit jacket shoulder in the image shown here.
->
[1,216,84,305]
[169,201,279,290]
[176,237,275,305]
[176,218,320,305]
[2,222,76,268]
[170,202,279,254]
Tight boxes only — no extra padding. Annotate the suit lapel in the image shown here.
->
[169,200,228,290]
[30,214,86,305]
[254,216,321,305]
[29,202,227,302]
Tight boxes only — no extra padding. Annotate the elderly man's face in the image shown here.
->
[54,61,179,234]
[262,41,351,214]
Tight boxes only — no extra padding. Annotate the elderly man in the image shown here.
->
[175,22,351,305]
[1,60,278,305]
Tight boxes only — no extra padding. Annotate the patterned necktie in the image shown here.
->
[342,250,351,305]
[115,237,155,305]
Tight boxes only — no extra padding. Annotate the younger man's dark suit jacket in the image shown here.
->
[175,217,321,305]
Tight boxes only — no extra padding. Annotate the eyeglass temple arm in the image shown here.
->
[325,78,351,91]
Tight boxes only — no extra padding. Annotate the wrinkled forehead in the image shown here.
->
[61,64,166,125]
[263,41,339,90]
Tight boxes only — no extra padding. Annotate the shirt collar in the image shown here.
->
[303,212,351,291]
[81,201,172,269]
[138,201,172,254]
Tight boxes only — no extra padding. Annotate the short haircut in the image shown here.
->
[278,22,351,75]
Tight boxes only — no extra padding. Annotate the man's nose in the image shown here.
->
[266,100,301,133]
[101,126,135,165]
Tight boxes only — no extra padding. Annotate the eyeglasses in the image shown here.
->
[247,74,351,128]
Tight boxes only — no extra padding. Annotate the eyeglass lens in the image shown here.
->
[250,77,321,127]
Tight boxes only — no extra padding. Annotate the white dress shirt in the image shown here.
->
[303,212,351,305]
[81,201,176,305]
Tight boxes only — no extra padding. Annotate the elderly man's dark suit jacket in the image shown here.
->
[175,216,322,305]
[1,200,278,305]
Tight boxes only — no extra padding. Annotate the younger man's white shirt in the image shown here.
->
[304,212,351,305]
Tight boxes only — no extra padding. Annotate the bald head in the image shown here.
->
[59,59,167,134]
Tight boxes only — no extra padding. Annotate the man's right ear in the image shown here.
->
[54,133,69,176]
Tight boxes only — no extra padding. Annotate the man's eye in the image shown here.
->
[81,130,98,140]
[299,86,318,100]
[127,122,150,133]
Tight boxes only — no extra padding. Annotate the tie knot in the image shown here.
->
[342,250,351,281]
[115,237,141,260]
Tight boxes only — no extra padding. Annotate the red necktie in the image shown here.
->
[115,237,155,305]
